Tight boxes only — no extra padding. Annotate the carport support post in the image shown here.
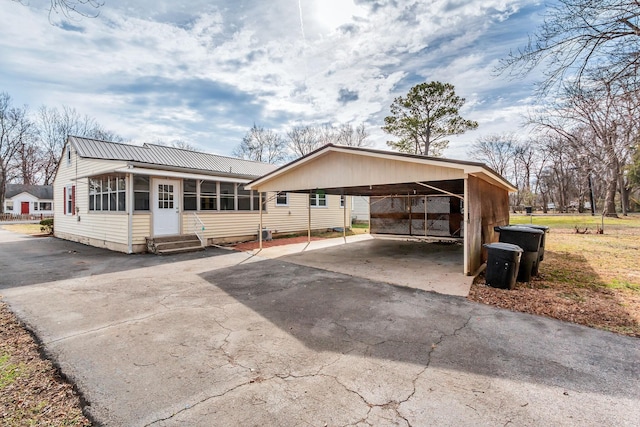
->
[343,192,346,242]
[127,172,134,254]
[463,177,469,275]
[259,191,263,250]
[308,190,311,243]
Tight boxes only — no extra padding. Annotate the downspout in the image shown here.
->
[127,172,134,254]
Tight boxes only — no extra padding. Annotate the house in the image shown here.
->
[53,136,351,253]
[247,144,516,275]
[3,184,54,217]
[351,195,370,223]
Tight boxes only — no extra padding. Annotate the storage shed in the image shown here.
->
[247,144,516,275]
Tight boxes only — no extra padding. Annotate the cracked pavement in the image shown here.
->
[1,229,639,426]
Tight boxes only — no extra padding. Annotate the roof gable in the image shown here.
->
[248,144,516,193]
[68,136,277,178]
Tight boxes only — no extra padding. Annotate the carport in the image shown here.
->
[247,144,516,276]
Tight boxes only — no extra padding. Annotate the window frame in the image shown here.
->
[310,190,327,208]
[88,175,126,213]
[133,175,150,211]
[65,184,75,215]
[275,192,289,207]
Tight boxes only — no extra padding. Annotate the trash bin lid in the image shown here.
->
[525,225,550,232]
[495,225,544,234]
[483,242,523,252]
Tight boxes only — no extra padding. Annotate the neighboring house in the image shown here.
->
[351,195,370,223]
[3,184,54,216]
[53,136,351,253]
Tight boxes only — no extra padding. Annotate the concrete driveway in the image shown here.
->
[1,228,639,426]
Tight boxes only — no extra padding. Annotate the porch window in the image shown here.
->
[6,201,13,211]
[89,175,126,212]
[220,182,235,210]
[200,181,217,210]
[134,176,150,211]
[183,179,197,211]
[253,192,264,211]
[39,202,52,211]
[237,185,251,211]
[310,190,327,207]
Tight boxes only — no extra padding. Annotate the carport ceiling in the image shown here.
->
[284,179,464,197]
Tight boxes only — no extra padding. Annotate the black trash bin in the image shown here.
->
[525,206,533,215]
[525,225,550,262]
[483,242,523,289]
[494,226,543,282]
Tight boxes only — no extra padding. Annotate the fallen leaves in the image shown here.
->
[0,300,90,426]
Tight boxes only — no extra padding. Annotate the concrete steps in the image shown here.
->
[146,234,204,255]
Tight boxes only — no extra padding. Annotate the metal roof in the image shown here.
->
[68,136,277,178]
[5,184,54,200]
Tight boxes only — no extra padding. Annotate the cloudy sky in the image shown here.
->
[0,0,545,159]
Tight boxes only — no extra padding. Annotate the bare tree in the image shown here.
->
[36,105,121,184]
[233,124,288,164]
[336,123,370,147]
[468,133,516,177]
[531,79,638,216]
[287,125,321,158]
[12,0,103,19]
[499,0,640,93]
[0,93,33,213]
[15,136,44,185]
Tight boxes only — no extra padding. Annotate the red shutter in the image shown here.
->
[63,187,67,215]
[71,185,76,215]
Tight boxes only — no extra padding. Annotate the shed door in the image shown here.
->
[21,202,30,214]
[153,179,180,236]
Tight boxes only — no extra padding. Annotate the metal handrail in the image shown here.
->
[191,212,206,247]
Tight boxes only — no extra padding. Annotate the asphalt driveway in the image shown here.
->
[1,228,639,426]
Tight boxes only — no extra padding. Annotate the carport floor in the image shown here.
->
[250,235,472,296]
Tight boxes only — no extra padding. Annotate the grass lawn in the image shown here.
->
[469,213,640,337]
[1,223,47,235]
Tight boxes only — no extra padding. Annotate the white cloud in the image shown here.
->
[0,0,545,158]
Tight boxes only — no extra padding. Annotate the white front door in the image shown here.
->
[153,179,180,236]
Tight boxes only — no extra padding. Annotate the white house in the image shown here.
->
[351,195,370,223]
[3,184,54,217]
[53,136,351,253]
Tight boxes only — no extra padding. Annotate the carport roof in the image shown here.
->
[247,144,517,194]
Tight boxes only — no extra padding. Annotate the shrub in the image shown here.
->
[39,218,53,234]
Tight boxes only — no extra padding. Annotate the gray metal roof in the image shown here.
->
[69,136,277,178]
[6,184,54,200]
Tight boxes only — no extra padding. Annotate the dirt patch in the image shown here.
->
[469,228,640,337]
[0,300,90,426]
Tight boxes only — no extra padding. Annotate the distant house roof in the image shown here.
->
[68,136,277,179]
[6,184,54,200]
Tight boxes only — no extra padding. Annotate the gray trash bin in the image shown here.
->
[494,226,543,282]
[483,242,523,290]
